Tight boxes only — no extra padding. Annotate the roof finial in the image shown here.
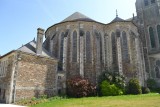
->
[116,9,118,17]
[133,13,135,20]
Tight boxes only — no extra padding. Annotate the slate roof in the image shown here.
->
[111,16,124,23]
[61,12,96,22]
[17,40,52,57]
[126,16,138,21]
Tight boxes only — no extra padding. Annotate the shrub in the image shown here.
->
[39,95,47,99]
[142,87,150,94]
[100,80,123,96]
[98,70,126,95]
[127,78,142,95]
[66,77,96,98]
[147,79,157,90]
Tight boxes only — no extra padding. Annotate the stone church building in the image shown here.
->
[0,0,160,103]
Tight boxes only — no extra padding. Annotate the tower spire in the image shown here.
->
[116,9,118,17]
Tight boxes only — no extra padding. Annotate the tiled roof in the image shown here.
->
[111,16,124,23]
[61,12,95,22]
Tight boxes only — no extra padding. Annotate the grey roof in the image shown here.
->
[126,16,138,21]
[17,40,52,57]
[111,16,124,23]
[61,12,95,22]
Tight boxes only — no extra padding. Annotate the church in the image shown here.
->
[0,0,160,103]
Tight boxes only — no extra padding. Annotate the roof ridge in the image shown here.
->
[61,12,95,22]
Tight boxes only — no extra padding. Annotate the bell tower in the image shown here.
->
[136,0,160,53]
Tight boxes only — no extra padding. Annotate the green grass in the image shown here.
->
[31,94,160,107]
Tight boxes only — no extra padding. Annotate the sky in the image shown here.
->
[0,0,136,56]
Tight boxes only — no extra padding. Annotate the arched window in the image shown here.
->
[151,0,155,4]
[60,32,64,62]
[72,31,77,62]
[122,31,129,62]
[156,60,160,66]
[155,66,160,78]
[86,31,92,62]
[144,0,149,6]
[157,25,160,45]
[149,27,156,48]
[111,32,117,64]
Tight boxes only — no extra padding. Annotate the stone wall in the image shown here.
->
[148,56,160,87]
[0,51,15,103]
[14,52,58,101]
[44,21,146,86]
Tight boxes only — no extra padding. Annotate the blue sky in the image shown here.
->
[0,0,136,55]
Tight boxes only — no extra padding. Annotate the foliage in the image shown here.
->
[142,87,150,94]
[15,97,48,106]
[147,79,157,90]
[100,80,123,96]
[39,95,47,99]
[15,96,65,106]
[98,70,126,95]
[127,78,142,95]
[66,77,96,98]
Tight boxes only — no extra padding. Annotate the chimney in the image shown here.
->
[36,28,45,55]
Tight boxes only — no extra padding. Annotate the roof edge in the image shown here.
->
[45,20,134,37]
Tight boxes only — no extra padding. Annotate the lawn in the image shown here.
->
[31,94,160,107]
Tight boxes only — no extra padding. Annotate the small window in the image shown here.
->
[144,0,149,6]
[3,89,5,99]
[58,76,61,80]
[151,0,155,4]
[58,89,61,95]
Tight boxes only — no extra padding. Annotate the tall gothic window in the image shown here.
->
[60,32,64,62]
[157,25,160,45]
[86,31,92,62]
[122,31,129,62]
[72,31,77,62]
[144,0,149,6]
[99,33,103,63]
[149,27,156,48]
[95,31,100,62]
[111,32,117,64]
